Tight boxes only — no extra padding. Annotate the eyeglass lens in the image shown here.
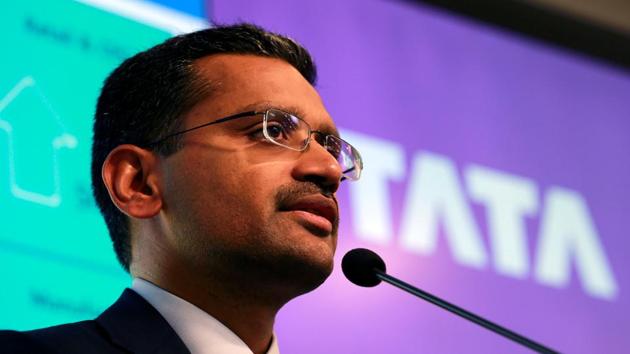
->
[264,109,362,181]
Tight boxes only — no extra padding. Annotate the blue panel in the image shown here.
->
[147,0,207,18]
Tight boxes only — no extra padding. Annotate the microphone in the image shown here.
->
[342,248,558,354]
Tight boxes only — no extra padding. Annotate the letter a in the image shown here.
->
[534,187,618,300]
[400,152,487,268]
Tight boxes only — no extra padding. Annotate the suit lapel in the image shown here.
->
[96,289,190,354]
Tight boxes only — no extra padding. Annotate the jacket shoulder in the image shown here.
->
[0,329,50,353]
[0,320,123,354]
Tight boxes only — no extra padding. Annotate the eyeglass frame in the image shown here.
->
[146,108,363,181]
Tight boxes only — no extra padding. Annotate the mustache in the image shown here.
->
[275,182,338,212]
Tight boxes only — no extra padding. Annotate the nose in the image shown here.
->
[291,139,342,194]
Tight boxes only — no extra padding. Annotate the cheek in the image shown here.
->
[161,150,288,242]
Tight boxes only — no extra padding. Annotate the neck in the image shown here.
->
[132,265,286,354]
[181,283,279,354]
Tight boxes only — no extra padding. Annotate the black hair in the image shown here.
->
[91,23,317,271]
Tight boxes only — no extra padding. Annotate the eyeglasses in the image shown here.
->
[148,108,363,181]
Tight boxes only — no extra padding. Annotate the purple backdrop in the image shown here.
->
[211,1,630,353]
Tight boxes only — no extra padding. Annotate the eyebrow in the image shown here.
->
[238,101,340,138]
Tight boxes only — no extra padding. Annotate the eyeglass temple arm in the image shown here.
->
[147,110,261,146]
[339,166,358,182]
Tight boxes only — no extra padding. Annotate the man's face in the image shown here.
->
[158,54,342,297]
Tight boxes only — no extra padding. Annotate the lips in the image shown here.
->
[280,195,338,233]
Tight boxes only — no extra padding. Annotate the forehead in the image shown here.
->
[187,54,336,134]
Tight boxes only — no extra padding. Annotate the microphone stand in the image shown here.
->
[374,269,558,354]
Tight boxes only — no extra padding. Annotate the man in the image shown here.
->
[0,24,362,354]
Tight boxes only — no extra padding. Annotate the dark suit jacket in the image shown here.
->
[0,289,190,353]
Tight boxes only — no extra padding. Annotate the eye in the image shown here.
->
[247,121,290,143]
[265,113,300,143]
[266,122,287,140]
[248,126,267,140]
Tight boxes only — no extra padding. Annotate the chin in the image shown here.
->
[217,221,337,298]
[256,240,336,298]
[283,247,335,292]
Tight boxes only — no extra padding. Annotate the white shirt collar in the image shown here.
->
[131,278,280,354]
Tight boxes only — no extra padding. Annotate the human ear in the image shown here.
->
[101,144,162,218]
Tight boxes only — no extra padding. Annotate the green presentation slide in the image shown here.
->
[0,1,172,330]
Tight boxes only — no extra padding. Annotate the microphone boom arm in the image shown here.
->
[374,269,558,354]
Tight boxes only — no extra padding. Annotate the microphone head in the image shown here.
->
[342,248,387,287]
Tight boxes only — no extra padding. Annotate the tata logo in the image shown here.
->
[343,130,618,301]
